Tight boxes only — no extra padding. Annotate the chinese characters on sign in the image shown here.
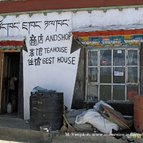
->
[28,47,76,66]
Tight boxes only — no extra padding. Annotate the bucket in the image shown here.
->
[134,95,143,132]
[30,92,63,131]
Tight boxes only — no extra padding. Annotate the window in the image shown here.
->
[86,47,140,102]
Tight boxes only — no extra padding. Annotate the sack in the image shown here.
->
[75,109,119,134]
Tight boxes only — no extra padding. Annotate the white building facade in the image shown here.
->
[0,7,143,119]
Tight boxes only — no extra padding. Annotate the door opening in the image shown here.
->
[0,52,20,116]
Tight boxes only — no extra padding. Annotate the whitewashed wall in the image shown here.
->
[0,7,143,119]
[72,8,143,31]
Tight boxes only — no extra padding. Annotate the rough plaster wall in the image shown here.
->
[72,8,143,31]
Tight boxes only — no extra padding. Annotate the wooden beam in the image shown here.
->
[0,0,143,14]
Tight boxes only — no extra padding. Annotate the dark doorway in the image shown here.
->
[0,52,20,116]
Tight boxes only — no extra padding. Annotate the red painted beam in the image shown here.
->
[0,41,24,46]
[0,0,143,14]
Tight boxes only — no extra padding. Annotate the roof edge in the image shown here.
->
[0,0,143,15]
[0,5,143,16]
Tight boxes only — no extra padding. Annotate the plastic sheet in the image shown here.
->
[75,109,119,134]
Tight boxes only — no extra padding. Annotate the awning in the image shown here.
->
[0,36,26,52]
[72,29,143,47]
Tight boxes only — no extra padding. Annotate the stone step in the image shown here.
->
[0,127,51,143]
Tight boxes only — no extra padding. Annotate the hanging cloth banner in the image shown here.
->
[72,29,143,47]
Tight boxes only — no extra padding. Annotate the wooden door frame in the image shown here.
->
[18,51,23,118]
[0,52,4,113]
